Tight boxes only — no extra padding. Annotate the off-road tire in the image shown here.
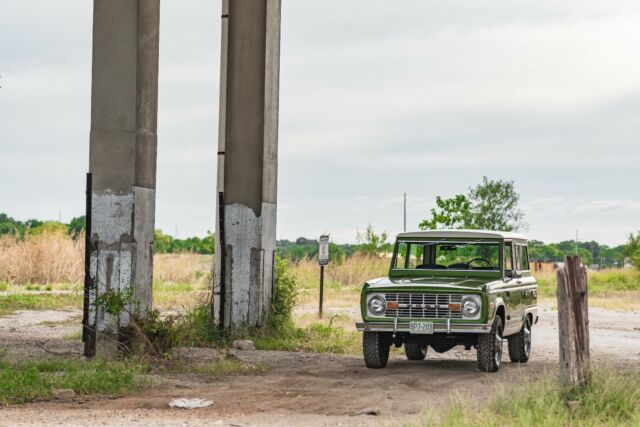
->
[508,316,532,363]
[477,316,503,372]
[363,332,391,369]
[404,343,428,360]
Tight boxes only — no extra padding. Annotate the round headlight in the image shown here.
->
[462,297,480,317]
[368,295,386,315]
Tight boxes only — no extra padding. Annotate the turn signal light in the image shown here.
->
[386,301,399,310]
[448,303,461,311]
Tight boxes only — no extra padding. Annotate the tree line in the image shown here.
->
[1,178,639,270]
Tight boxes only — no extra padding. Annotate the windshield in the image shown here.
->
[393,240,501,271]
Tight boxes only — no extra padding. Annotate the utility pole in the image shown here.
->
[403,192,407,232]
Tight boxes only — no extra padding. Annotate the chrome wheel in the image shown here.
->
[508,316,532,363]
[494,325,503,367]
[523,320,532,357]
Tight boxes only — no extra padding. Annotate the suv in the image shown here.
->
[356,230,537,372]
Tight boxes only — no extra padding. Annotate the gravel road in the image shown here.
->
[0,304,638,426]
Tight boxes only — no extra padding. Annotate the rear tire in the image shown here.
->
[363,332,391,369]
[477,316,503,372]
[404,343,428,360]
[508,316,532,363]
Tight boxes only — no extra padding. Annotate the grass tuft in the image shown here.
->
[0,359,147,404]
[419,367,640,427]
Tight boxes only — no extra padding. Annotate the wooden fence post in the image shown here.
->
[556,255,590,388]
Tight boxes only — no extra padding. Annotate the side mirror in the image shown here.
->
[506,270,520,279]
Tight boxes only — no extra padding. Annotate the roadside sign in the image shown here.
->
[319,235,330,266]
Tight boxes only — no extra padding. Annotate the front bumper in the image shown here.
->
[356,320,491,334]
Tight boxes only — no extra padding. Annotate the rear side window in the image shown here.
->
[504,243,513,271]
[515,245,530,271]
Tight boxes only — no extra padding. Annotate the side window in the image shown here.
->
[504,243,513,271]
[395,242,408,269]
[515,245,530,271]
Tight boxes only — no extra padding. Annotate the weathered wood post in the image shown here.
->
[556,255,590,388]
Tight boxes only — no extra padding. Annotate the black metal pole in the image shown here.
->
[319,265,324,318]
[83,172,96,357]
[217,191,226,331]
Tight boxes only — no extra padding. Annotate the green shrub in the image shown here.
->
[268,256,298,330]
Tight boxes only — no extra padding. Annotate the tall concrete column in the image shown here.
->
[214,0,281,329]
[85,0,160,356]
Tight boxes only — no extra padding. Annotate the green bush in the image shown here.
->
[268,256,298,330]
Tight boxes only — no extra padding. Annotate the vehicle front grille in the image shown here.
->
[384,293,463,319]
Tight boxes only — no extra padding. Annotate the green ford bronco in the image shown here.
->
[356,230,538,372]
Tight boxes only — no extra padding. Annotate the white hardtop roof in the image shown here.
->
[397,230,527,241]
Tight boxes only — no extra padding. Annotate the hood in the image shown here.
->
[364,276,494,292]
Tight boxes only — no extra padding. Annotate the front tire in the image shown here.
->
[404,343,428,360]
[508,316,532,363]
[477,316,503,372]
[363,332,391,369]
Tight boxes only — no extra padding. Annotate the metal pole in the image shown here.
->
[403,192,407,232]
[319,265,325,318]
[82,172,95,357]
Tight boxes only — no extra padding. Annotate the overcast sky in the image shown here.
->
[1,1,639,245]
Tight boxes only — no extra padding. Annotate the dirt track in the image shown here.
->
[1,305,639,426]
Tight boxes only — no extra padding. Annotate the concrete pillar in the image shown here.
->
[214,0,281,329]
[85,0,160,356]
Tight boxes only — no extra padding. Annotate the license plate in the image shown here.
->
[409,321,434,334]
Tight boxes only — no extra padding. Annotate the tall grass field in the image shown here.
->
[1,230,639,312]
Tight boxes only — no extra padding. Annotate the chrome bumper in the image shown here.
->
[356,321,492,334]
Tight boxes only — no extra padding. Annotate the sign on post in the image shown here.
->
[318,235,329,318]
[319,235,330,266]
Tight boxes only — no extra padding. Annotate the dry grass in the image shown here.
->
[293,253,389,289]
[2,232,639,313]
[153,253,212,286]
[0,232,212,288]
[0,231,83,285]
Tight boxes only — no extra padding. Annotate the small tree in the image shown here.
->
[356,224,389,256]
[420,177,526,232]
[419,194,471,230]
[468,177,526,232]
[624,232,640,270]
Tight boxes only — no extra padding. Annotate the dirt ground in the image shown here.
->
[1,304,639,427]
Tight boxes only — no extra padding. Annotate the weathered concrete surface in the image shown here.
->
[215,0,281,329]
[87,0,160,356]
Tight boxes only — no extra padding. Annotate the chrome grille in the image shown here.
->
[384,293,463,319]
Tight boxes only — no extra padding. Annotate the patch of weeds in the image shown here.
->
[25,284,41,291]
[420,367,640,427]
[45,285,52,291]
[0,358,148,404]
[91,256,357,357]
[38,320,60,328]
[155,355,267,377]
[63,331,83,341]
[0,293,82,315]
[0,283,9,292]
[95,287,134,316]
